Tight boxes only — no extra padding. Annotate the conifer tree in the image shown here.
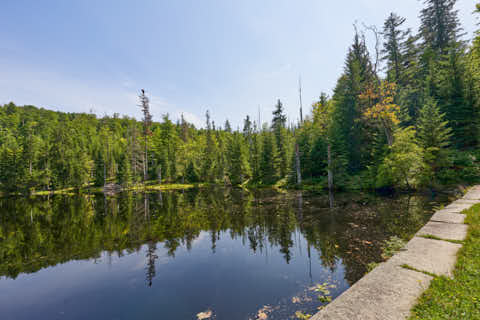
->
[117,152,133,187]
[260,129,277,185]
[227,132,250,185]
[417,97,452,173]
[250,122,262,183]
[224,119,232,133]
[382,13,410,84]
[419,0,463,53]
[201,110,216,182]
[332,29,376,172]
[271,100,289,178]
[139,89,152,182]
[433,43,476,147]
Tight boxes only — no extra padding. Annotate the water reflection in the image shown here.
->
[0,188,449,319]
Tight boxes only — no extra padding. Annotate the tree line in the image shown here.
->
[1,0,480,193]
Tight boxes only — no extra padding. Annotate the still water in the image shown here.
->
[0,188,450,320]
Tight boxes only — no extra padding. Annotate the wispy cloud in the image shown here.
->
[0,62,203,127]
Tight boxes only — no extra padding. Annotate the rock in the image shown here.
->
[416,221,468,241]
[389,237,461,277]
[430,211,465,224]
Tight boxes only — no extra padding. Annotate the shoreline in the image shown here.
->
[311,186,480,320]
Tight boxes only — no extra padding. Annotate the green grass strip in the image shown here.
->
[418,234,465,245]
[400,264,438,278]
[409,204,480,320]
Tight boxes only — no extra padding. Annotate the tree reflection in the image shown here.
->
[146,241,158,287]
[0,188,446,285]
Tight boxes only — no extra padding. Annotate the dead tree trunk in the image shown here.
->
[158,165,162,184]
[327,143,333,191]
[144,141,148,182]
[295,143,302,185]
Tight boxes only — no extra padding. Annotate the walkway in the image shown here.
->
[311,186,480,320]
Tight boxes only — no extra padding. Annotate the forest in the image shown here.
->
[1,0,480,194]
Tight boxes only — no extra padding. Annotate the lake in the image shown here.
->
[0,188,451,320]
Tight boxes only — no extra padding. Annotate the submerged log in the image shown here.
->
[103,183,123,195]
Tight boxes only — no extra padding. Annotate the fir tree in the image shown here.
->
[227,132,249,185]
[419,0,463,53]
[271,100,289,178]
[417,97,452,175]
[224,119,232,133]
[259,130,277,185]
[382,13,410,84]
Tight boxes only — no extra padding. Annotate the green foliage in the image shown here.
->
[226,132,250,185]
[2,0,480,193]
[295,311,312,319]
[376,127,425,189]
[382,13,410,84]
[366,262,379,273]
[419,0,462,53]
[272,100,289,178]
[381,235,407,260]
[437,151,480,185]
[417,97,453,184]
[259,130,278,185]
[0,102,296,193]
[417,97,452,151]
[409,204,480,320]
[185,161,199,183]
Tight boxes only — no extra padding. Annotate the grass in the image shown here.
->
[32,187,77,196]
[24,182,202,197]
[409,204,480,320]
[418,234,465,245]
[133,183,199,191]
[400,264,438,278]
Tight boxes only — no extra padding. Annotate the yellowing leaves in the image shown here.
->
[361,81,400,124]
[360,81,401,145]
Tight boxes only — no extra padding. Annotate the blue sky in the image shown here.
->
[0,0,478,128]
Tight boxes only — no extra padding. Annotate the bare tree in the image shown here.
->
[139,89,152,182]
[295,76,303,185]
[363,23,382,82]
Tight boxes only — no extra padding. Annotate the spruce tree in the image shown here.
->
[271,100,289,178]
[433,43,476,147]
[417,97,453,181]
[259,130,277,185]
[201,110,216,182]
[332,29,376,172]
[417,97,452,151]
[227,132,249,185]
[419,0,463,53]
[250,123,262,183]
[224,119,232,133]
[382,13,410,84]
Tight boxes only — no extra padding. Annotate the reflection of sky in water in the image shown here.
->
[0,229,348,320]
[0,190,448,320]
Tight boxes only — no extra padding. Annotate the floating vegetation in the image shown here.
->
[381,236,407,260]
[295,311,312,319]
[366,262,379,273]
[318,295,332,303]
[309,283,334,305]
[292,296,301,304]
[255,305,272,319]
[196,309,213,320]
